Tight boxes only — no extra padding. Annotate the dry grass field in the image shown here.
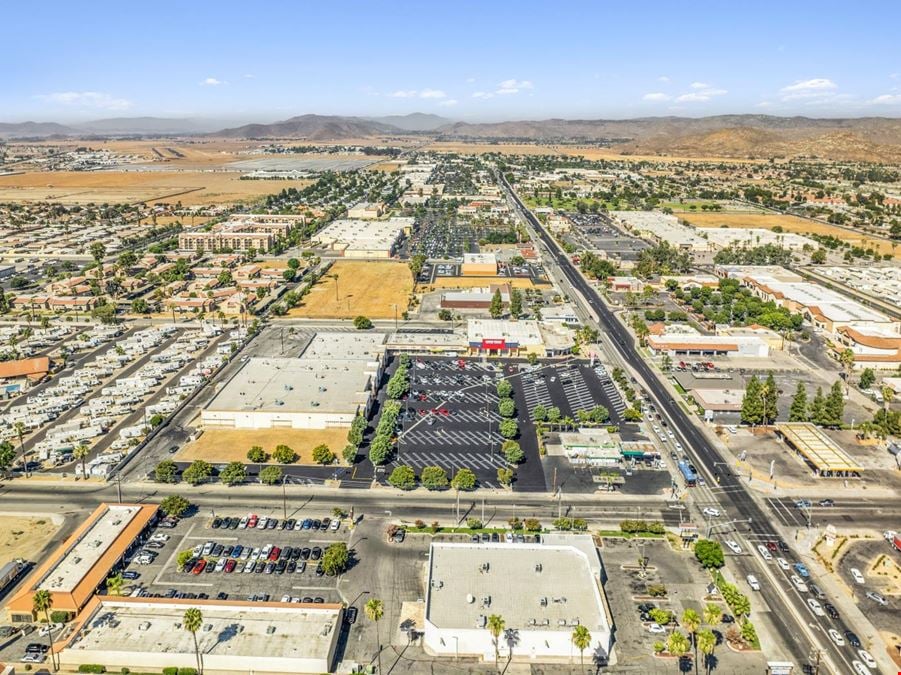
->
[286,260,412,319]
[0,170,312,205]
[177,428,350,466]
[680,211,900,258]
[0,514,61,567]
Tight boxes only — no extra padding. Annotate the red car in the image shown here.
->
[192,560,207,575]
[224,559,236,573]
[268,547,281,562]
[418,409,428,416]
[765,541,778,553]
[438,408,450,416]
[247,515,258,528]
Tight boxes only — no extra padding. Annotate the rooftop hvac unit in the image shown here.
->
[466,593,474,603]
[540,597,547,607]
[535,563,542,573]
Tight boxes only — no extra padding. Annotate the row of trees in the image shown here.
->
[387,465,479,491]
[369,400,401,465]
[788,381,845,428]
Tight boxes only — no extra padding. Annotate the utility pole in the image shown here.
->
[808,648,823,675]
[116,472,122,504]
[282,475,287,521]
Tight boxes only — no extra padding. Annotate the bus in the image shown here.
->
[678,460,697,487]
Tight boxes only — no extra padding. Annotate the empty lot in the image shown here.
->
[286,260,412,319]
[177,428,350,465]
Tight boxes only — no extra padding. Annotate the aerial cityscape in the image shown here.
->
[0,2,900,674]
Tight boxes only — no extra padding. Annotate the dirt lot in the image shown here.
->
[286,260,412,319]
[0,170,312,206]
[0,514,61,567]
[679,211,900,259]
[177,428,350,465]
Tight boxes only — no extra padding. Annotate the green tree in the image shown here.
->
[824,380,845,427]
[546,406,561,424]
[809,386,826,425]
[420,465,449,490]
[810,248,827,264]
[259,465,283,485]
[160,495,191,518]
[509,289,523,318]
[496,379,513,398]
[106,572,125,597]
[839,348,856,391]
[667,630,690,656]
[761,372,779,425]
[365,598,384,675]
[498,397,516,418]
[694,539,725,569]
[697,628,717,675]
[131,298,149,314]
[388,465,417,490]
[73,442,90,478]
[183,607,204,675]
[451,467,477,491]
[176,549,194,569]
[572,624,592,670]
[321,542,350,576]
[368,436,392,465]
[858,368,876,390]
[272,444,297,464]
[182,460,212,486]
[703,603,722,627]
[788,382,808,422]
[497,467,515,486]
[681,608,701,671]
[312,444,335,465]
[353,315,373,330]
[740,375,763,426]
[219,461,246,486]
[532,404,547,422]
[342,444,358,464]
[499,418,518,439]
[486,614,506,671]
[501,440,524,464]
[489,289,504,318]
[154,459,178,483]
[0,441,16,477]
[649,608,673,625]
[33,589,58,670]
[247,446,267,463]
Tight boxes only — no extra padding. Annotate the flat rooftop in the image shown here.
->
[64,598,340,663]
[426,541,607,633]
[467,319,543,345]
[300,332,386,362]
[776,422,863,473]
[38,505,142,594]
[205,357,373,414]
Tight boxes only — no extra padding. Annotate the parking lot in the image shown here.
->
[121,511,350,605]
[834,540,898,644]
[565,213,650,261]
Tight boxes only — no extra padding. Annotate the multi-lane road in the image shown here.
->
[501,174,875,674]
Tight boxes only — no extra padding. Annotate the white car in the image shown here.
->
[20,653,46,664]
[149,533,169,543]
[38,622,63,636]
[807,598,824,616]
[250,547,261,561]
[702,507,721,517]
[828,629,845,646]
[746,574,760,591]
[214,558,227,572]
[757,544,773,561]
[256,517,268,529]
[776,557,790,570]
[260,545,272,559]
[238,516,249,529]
[725,540,742,554]
[191,544,203,557]
[851,661,871,675]
[857,650,877,669]
[674,442,684,452]
[850,567,865,584]
[647,623,666,634]
[790,575,809,593]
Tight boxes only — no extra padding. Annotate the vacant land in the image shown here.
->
[0,170,312,206]
[287,260,412,319]
[0,514,61,567]
[177,428,350,466]
[680,211,900,258]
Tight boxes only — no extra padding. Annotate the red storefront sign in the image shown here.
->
[481,339,506,350]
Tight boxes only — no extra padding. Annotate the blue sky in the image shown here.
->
[3,0,900,122]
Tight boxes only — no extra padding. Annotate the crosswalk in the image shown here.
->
[396,450,507,471]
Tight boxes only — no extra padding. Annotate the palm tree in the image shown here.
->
[667,629,690,657]
[365,598,384,675]
[183,607,203,674]
[703,603,722,628]
[33,589,57,671]
[571,624,591,671]
[486,614,505,672]
[73,443,89,478]
[882,386,894,413]
[839,348,855,394]
[14,421,28,478]
[106,572,125,596]
[681,608,701,672]
[696,628,717,675]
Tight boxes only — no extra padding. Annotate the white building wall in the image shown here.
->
[202,409,359,430]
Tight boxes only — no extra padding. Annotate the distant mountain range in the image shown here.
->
[2,113,900,162]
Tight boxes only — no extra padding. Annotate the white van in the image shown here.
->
[746,574,761,591]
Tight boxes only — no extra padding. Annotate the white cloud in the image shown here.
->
[675,87,727,103]
[389,90,418,98]
[419,88,447,99]
[780,78,837,93]
[496,79,533,95]
[201,77,224,86]
[756,101,772,108]
[390,88,447,99]
[869,94,901,105]
[642,92,671,102]
[242,74,255,79]
[689,81,710,89]
[37,91,132,111]
[465,77,476,84]
[439,99,459,107]
[472,91,494,99]
[658,75,670,83]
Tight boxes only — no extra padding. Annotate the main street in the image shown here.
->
[501,174,861,674]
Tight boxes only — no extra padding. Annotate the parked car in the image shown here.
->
[824,603,839,619]
[850,567,865,584]
[865,591,887,606]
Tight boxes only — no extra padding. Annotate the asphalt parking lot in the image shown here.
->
[121,511,350,604]
[835,540,898,638]
[565,214,650,261]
